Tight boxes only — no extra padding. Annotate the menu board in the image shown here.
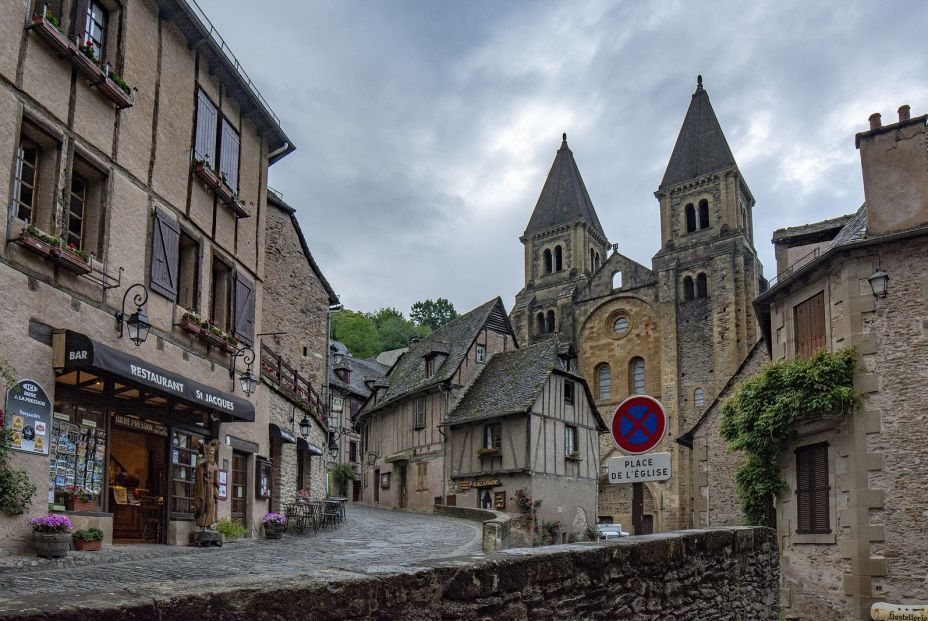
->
[4,380,52,455]
[48,417,106,499]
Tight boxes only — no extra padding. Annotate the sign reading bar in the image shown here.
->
[4,379,52,455]
[607,452,672,484]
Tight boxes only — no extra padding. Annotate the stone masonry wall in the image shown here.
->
[5,527,779,621]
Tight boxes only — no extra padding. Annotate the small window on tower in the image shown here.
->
[613,315,629,335]
[554,245,563,271]
[698,199,710,229]
[685,204,696,233]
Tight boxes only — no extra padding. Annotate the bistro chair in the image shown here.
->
[321,500,340,529]
[140,496,162,542]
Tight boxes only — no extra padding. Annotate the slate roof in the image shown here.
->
[524,134,607,240]
[772,213,855,245]
[824,204,868,251]
[448,339,606,431]
[359,297,512,417]
[327,340,389,400]
[660,78,737,190]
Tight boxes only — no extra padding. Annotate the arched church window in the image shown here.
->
[543,249,553,274]
[554,246,563,272]
[694,387,705,407]
[612,271,622,289]
[630,358,646,394]
[685,204,696,233]
[697,272,708,298]
[536,313,546,335]
[546,310,556,333]
[698,199,710,229]
[596,363,611,400]
[683,276,695,301]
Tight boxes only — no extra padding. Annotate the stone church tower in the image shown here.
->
[510,77,764,532]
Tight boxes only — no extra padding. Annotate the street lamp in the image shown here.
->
[299,415,311,439]
[868,268,889,299]
[115,284,151,346]
[328,431,340,460]
[229,347,257,396]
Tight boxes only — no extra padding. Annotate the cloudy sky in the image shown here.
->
[201,0,928,315]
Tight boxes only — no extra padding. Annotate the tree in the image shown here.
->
[410,298,458,331]
[331,310,380,359]
[372,307,429,352]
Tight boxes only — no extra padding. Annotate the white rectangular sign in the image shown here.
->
[607,452,672,484]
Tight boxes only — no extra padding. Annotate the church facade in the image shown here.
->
[510,77,765,532]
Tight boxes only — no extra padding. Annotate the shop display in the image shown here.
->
[48,416,105,507]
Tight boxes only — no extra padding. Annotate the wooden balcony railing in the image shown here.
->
[260,343,325,419]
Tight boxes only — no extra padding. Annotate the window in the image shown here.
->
[694,388,705,407]
[590,248,595,271]
[696,272,708,298]
[796,443,830,534]
[218,119,240,193]
[413,397,426,429]
[543,249,552,274]
[66,175,87,250]
[194,90,218,167]
[425,356,434,378]
[484,423,501,449]
[698,199,710,229]
[349,441,358,463]
[210,256,233,332]
[685,203,696,233]
[177,231,199,310]
[476,344,486,364]
[416,462,428,491]
[81,1,108,61]
[794,292,826,359]
[69,157,105,256]
[536,313,546,335]
[12,138,39,222]
[612,271,622,289]
[596,363,611,400]
[564,380,575,405]
[630,358,645,394]
[565,425,578,456]
[613,315,629,335]
[554,245,563,271]
[546,310,556,333]
[683,276,695,301]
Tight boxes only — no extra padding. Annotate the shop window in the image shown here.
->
[565,425,578,456]
[80,1,109,61]
[171,430,204,519]
[698,199,710,229]
[219,119,240,193]
[484,423,501,450]
[794,291,826,359]
[194,89,218,167]
[596,363,611,400]
[796,442,830,534]
[210,255,233,332]
[48,403,106,510]
[230,451,247,524]
[564,380,575,405]
[177,231,199,310]
[476,344,486,364]
[630,357,646,394]
[685,203,696,233]
[416,462,428,491]
[413,396,426,430]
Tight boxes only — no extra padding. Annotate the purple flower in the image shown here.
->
[261,512,286,525]
[29,514,73,534]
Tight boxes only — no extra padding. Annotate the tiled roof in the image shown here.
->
[660,80,737,190]
[772,213,855,243]
[327,340,389,399]
[524,135,607,239]
[824,204,868,251]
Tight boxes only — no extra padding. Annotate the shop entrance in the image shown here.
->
[109,425,167,543]
[230,452,248,524]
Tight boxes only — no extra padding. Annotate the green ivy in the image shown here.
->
[719,348,857,526]
[329,464,356,497]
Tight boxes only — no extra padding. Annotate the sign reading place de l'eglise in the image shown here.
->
[3,379,53,455]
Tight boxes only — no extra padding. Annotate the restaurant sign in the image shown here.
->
[114,415,168,437]
[3,379,52,455]
[471,478,501,488]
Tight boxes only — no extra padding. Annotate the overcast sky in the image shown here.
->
[200,0,928,316]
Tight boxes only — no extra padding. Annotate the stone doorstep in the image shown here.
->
[0,537,262,575]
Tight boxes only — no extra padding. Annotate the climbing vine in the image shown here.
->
[719,348,857,526]
[0,357,37,516]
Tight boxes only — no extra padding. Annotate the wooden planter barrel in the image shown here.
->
[34,533,71,558]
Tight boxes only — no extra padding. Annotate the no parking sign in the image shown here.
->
[611,395,667,455]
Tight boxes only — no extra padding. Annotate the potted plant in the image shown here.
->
[179,310,206,336]
[17,225,58,259]
[29,514,73,558]
[477,447,501,459]
[192,158,221,190]
[566,450,581,461]
[295,489,311,504]
[215,518,246,543]
[72,527,104,552]
[73,38,104,80]
[261,513,286,539]
[52,241,92,274]
[98,63,134,108]
[62,485,96,512]
[30,7,72,56]
[203,322,229,349]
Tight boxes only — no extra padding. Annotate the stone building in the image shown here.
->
[445,338,605,539]
[509,77,764,533]
[0,0,330,549]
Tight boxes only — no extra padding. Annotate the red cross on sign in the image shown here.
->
[612,395,667,455]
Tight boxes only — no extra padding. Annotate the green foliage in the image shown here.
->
[1,357,36,516]
[410,298,458,331]
[332,308,430,358]
[215,517,246,539]
[370,307,429,352]
[719,348,857,526]
[107,70,132,96]
[329,464,356,497]
[73,527,104,542]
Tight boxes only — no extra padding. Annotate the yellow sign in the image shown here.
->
[458,481,471,491]
[472,478,501,488]
[871,603,928,620]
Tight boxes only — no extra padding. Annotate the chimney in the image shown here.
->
[856,107,928,235]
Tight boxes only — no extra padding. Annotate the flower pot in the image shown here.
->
[71,47,104,83]
[16,231,56,259]
[202,329,228,349]
[73,538,102,552]
[98,76,134,108]
[30,15,74,57]
[263,523,285,539]
[192,162,221,190]
[179,317,205,337]
[34,532,71,558]
[66,498,97,512]
[51,246,92,274]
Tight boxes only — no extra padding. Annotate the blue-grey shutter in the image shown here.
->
[150,207,179,300]
[233,270,255,346]
[195,90,217,167]
[219,119,240,192]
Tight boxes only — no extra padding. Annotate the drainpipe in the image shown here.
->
[267,142,290,165]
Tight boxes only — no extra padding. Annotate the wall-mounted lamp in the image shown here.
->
[868,268,889,299]
[115,284,151,346]
[328,431,340,460]
[229,347,257,396]
[289,406,312,439]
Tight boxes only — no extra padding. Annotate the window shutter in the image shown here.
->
[796,443,829,534]
[794,298,810,358]
[233,271,255,346]
[195,90,217,167]
[811,444,830,532]
[810,292,826,353]
[150,207,179,300]
[219,119,240,192]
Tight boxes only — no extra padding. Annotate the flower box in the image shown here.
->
[214,182,251,218]
[192,162,221,190]
[179,316,205,337]
[30,14,73,57]
[52,246,92,275]
[17,230,57,259]
[98,74,134,109]
[72,47,105,84]
[66,498,97,512]
[477,448,501,459]
[202,328,229,349]
[566,453,582,462]
[73,538,102,552]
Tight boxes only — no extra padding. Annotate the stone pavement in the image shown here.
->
[0,505,481,618]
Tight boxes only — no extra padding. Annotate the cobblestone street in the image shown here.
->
[0,506,481,617]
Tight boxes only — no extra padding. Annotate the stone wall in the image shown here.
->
[434,504,512,553]
[6,527,779,620]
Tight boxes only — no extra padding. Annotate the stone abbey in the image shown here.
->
[510,76,765,532]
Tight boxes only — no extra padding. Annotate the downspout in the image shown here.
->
[267,142,290,165]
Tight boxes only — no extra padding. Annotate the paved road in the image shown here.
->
[0,505,481,616]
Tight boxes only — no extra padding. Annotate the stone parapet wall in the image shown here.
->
[434,504,512,552]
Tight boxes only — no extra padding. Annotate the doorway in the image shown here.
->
[109,426,167,543]
[632,483,654,535]
[373,469,380,503]
[479,489,493,510]
[231,451,247,525]
[397,464,408,508]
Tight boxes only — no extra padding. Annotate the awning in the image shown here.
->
[55,330,255,422]
[269,424,296,444]
[297,437,324,455]
[385,450,411,463]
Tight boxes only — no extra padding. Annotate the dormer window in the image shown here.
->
[338,368,350,383]
[476,345,486,364]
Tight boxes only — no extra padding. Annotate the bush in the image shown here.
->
[215,517,246,539]
[73,528,104,542]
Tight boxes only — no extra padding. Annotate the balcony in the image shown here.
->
[260,344,325,419]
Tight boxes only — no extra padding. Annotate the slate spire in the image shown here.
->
[660,77,737,190]
[524,134,606,238]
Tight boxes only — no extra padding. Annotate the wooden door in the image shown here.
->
[398,465,407,508]
[231,452,247,524]
[373,469,380,503]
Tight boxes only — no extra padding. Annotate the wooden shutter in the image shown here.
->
[794,292,825,359]
[150,207,179,300]
[219,119,240,192]
[796,443,830,534]
[194,90,217,167]
[233,271,255,346]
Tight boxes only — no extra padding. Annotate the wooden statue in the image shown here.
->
[194,439,221,528]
